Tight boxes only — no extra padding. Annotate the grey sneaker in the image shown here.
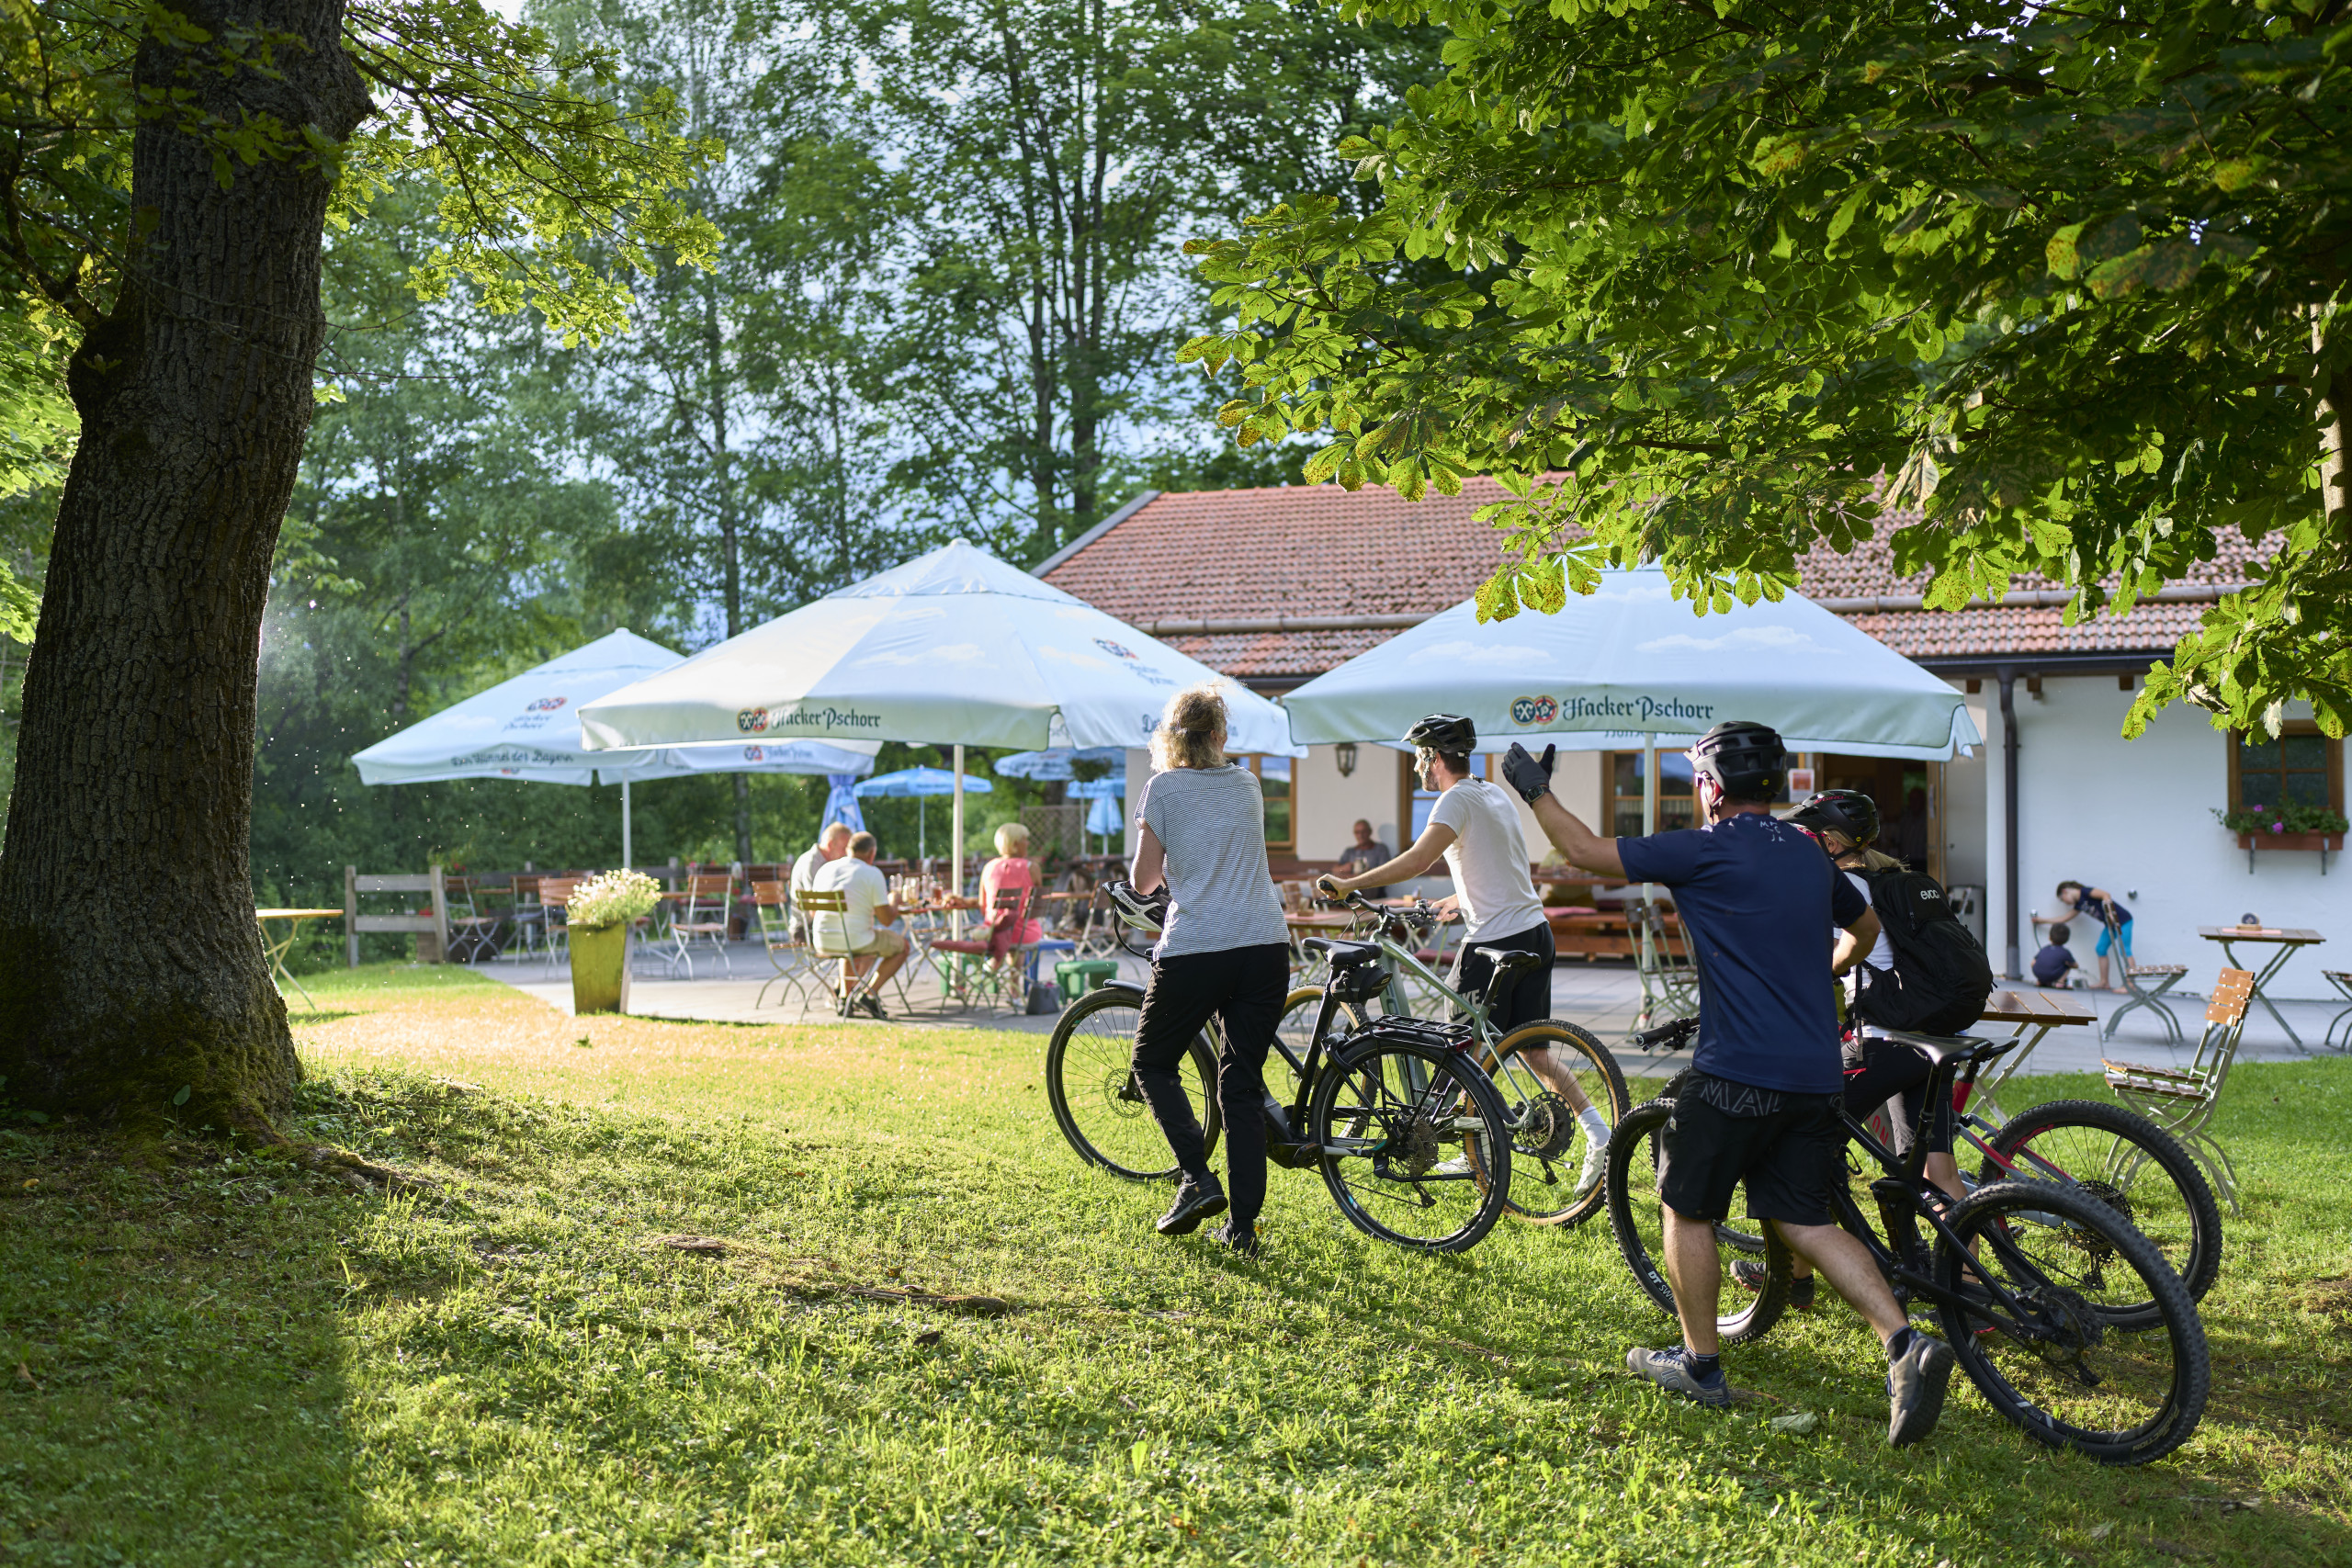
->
[1887,1334,1956,1446]
[1626,1346,1734,1409]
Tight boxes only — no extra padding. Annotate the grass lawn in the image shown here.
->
[4,962,2350,1566]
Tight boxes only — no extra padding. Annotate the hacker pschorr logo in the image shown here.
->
[1510,695,1559,726]
[1094,638,1138,660]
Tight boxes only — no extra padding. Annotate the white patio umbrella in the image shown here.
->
[854,766,994,861]
[348,628,878,864]
[1282,563,1981,838]
[578,539,1297,886]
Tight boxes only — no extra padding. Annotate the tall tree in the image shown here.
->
[1186,0,2352,737]
[864,0,1442,550]
[0,0,712,1133]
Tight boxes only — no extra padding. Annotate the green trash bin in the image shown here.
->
[1054,958,1122,1006]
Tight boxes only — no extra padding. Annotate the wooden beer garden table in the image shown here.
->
[254,908,343,1010]
[2199,925,2325,1049]
[1968,987,2098,1118]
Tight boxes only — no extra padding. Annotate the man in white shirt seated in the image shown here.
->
[811,830,908,1019]
[789,823,852,940]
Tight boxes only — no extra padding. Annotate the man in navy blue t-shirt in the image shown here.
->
[1500,721,1957,1448]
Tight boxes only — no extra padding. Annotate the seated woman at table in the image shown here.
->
[979,823,1046,968]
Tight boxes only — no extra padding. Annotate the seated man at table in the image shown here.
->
[812,831,908,1019]
[1335,819,1393,897]
[790,823,854,941]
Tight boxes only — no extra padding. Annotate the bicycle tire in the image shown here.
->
[1044,985,1220,1180]
[1937,1179,2210,1465]
[1977,1097,2222,1321]
[1310,1032,1512,1252]
[1602,1097,1790,1344]
[1483,1020,1631,1227]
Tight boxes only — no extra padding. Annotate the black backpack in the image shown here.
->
[1849,869,1995,1036]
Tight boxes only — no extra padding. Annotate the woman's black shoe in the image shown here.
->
[1211,1220,1261,1258]
[1157,1175,1228,1235]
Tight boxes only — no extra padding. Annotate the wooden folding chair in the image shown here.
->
[928,886,1030,1013]
[442,874,503,964]
[2100,910,2188,1043]
[537,877,581,964]
[748,881,818,1011]
[2103,967,2253,1213]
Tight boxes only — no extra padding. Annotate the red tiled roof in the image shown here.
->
[1042,483,2278,679]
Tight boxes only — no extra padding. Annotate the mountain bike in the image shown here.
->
[1042,884,1521,1251]
[1623,1013,2222,1321]
[1604,1027,2209,1464]
[1303,890,1630,1227]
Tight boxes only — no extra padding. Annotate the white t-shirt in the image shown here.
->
[812,856,891,948]
[1843,869,1895,969]
[1427,778,1546,942]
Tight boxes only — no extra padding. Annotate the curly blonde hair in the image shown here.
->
[1151,682,1230,771]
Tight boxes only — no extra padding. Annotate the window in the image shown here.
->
[1245,755,1294,851]
[1607,749,1695,837]
[2230,723,2343,815]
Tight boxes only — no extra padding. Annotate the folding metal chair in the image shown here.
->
[748,881,819,1011]
[503,874,546,961]
[442,874,503,964]
[2101,910,2188,1043]
[660,872,736,978]
[2103,967,2253,1213]
[2323,970,2352,1053]
[1628,899,1698,1031]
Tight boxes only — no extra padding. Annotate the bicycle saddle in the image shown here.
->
[1474,946,1546,981]
[1301,937,1382,969]
[1857,1026,2018,1067]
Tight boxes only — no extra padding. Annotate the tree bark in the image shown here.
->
[0,0,370,1123]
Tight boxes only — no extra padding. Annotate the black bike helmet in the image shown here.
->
[1403,713,1477,755]
[1790,787,1880,845]
[1689,719,1786,802]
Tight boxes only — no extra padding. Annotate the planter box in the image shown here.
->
[2234,830,2343,874]
[570,922,631,1014]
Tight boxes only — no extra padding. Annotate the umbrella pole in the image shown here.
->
[952,745,967,931]
[622,779,633,871]
[919,795,926,863]
[1638,732,1659,997]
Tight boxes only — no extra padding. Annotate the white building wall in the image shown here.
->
[1996,678,2339,993]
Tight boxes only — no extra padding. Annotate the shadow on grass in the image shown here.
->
[0,1116,368,1567]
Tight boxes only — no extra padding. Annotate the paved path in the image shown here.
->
[471,943,2349,1078]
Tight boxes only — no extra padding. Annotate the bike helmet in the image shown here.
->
[1790,788,1880,845]
[1403,713,1477,755]
[1689,719,1786,803]
[1104,880,1168,931]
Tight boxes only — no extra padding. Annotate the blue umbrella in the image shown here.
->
[1085,792,1124,840]
[992,746,1126,782]
[854,767,993,861]
[820,774,866,835]
[1068,776,1123,798]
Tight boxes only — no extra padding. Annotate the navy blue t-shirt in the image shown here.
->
[1618,811,1869,1095]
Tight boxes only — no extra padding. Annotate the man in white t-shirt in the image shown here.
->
[790,823,854,940]
[810,831,908,1019]
[1318,714,1613,1192]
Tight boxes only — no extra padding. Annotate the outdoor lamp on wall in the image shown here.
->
[1335,742,1358,777]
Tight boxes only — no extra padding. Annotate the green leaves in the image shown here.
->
[1182,0,2352,731]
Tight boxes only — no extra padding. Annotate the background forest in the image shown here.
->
[0,0,1442,912]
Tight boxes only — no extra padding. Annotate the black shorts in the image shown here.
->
[1657,1074,1844,1228]
[1448,919,1553,1033]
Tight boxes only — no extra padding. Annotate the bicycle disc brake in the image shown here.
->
[1510,1091,1574,1161]
[1107,1071,1148,1114]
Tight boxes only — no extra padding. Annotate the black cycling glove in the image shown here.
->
[1501,741,1556,803]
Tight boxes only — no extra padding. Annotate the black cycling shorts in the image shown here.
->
[1657,1074,1843,1228]
[1841,1033,1954,1156]
[1449,919,1553,1034]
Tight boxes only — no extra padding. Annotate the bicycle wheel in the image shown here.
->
[1937,1179,2210,1465]
[1310,1032,1512,1252]
[1602,1098,1790,1344]
[1043,986,1219,1180]
[1976,1098,2222,1322]
[1483,1020,1631,1226]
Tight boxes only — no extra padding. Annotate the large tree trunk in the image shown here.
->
[0,0,370,1125]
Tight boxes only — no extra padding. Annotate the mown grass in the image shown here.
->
[2,962,2349,1566]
